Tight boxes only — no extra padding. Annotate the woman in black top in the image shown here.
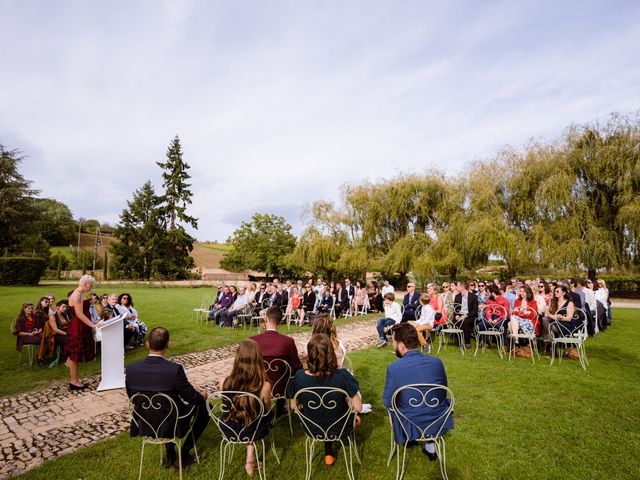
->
[287,334,362,465]
[299,285,317,326]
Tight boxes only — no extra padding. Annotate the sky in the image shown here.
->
[1,0,639,241]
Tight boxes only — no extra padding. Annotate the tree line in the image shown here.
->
[278,114,639,284]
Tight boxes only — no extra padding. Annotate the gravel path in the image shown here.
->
[0,317,378,479]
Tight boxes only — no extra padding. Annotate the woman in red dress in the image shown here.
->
[65,275,97,390]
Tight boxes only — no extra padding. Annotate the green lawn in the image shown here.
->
[0,285,371,397]
[11,307,640,480]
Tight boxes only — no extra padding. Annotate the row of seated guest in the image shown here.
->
[93,292,147,348]
[126,319,451,472]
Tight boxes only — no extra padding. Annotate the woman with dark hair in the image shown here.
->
[219,339,272,476]
[116,293,147,346]
[304,314,347,368]
[508,285,539,353]
[541,284,576,343]
[13,303,43,352]
[299,285,316,326]
[34,297,51,329]
[287,334,362,466]
[37,300,70,367]
[367,281,383,312]
[351,281,368,313]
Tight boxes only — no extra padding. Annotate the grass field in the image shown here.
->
[197,242,232,254]
[0,285,366,397]
[5,287,639,479]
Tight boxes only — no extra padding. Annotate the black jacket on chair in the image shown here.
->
[126,355,205,439]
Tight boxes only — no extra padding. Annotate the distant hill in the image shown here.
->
[54,235,226,269]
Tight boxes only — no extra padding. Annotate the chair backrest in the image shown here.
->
[201,294,210,309]
[389,383,454,442]
[292,387,357,441]
[551,307,588,339]
[129,392,193,441]
[414,305,422,320]
[513,305,539,331]
[263,357,293,400]
[207,390,268,444]
[478,304,508,330]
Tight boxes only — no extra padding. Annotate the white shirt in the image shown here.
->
[381,284,395,295]
[417,304,436,326]
[384,302,402,324]
[595,288,609,304]
[583,288,597,311]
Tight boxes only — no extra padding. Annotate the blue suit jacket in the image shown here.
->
[382,350,454,443]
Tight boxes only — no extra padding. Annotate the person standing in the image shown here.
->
[65,275,98,390]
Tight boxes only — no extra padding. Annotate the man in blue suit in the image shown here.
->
[382,323,454,460]
[402,283,421,321]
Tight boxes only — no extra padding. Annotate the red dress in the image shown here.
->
[64,299,96,362]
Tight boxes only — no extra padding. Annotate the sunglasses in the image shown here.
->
[478,284,485,287]
[554,289,562,293]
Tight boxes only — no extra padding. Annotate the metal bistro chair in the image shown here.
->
[508,305,541,364]
[342,354,354,375]
[128,392,200,480]
[474,304,508,359]
[386,384,455,480]
[264,358,294,436]
[549,308,589,370]
[437,304,465,356]
[207,390,275,480]
[292,387,361,480]
[235,305,253,330]
[192,294,211,323]
[357,295,370,316]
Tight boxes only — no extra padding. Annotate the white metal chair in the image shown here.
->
[291,387,361,480]
[357,294,370,315]
[207,390,275,480]
[474,304,508,358]
[386,384,455,480]
[342,354,354,374]
[549,308,589,370]
[437,304,465,356]
[264,358,294,436]
[508,306,540,364]
[128,392,200,480]
[192,294,211,323]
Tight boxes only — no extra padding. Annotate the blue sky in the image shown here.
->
[1,0,639,241]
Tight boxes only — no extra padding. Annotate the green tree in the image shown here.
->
[32,198,76,246]
[0,145,40,252]
[221,213,297,276]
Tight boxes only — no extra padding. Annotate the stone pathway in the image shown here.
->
[0,317,378,479]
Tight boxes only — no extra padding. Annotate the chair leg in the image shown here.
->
[397,441,408,480]
[138,441,145,480]
[340,439,355,480]
[191,431,200,463]
[474,336,481,357]
[458,333,465,356]
[436,437,448,480]
[387,432,396,467]
[218,440,226,480]
[287,409,293,435]
[177,443,183,480]
[270,435,281,465]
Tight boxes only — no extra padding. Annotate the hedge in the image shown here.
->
[599,274,640,298]
[0,257,47,285]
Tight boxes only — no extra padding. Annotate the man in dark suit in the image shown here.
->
[402,282,421,321]
[126,327,209,469]
[382,323,453,460]
[250,307,302,411]
[344,279,355,300]
[334,283,349,316]
[454,280,479,349]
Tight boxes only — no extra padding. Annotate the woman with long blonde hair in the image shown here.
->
[219,339,272,475]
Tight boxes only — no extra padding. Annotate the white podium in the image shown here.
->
[96,313,126,391]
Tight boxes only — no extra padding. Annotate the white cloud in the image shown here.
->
[1,0,639,240]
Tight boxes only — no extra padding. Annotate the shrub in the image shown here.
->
[0,257,47,285]
[598,274,640,298]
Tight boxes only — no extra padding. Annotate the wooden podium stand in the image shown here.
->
[96,314,126,391]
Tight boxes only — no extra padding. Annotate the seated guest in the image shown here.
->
[595,279,611,326]
[382,323,453,460]
[219,339,273,476]
[89,293,101,322]
[246,282,257,305]
[126,327,209,469]
[252,283,270,312]
[208,285,234,324]
[476,282,489,306]
[317,289,335,314]
[508,285,539,354]
[426,284,446,328]
[381,280,395,296]
[402,283,420,321]
[277,284,289,308]
[299,285,317,326]
[104,293,135,346]
[259,284,282,317]
[46,294,57,316]
[37,300,70,367]
[285,286,303,324]
[367,281,383,312]
[116,293,147,346]
[568,279,583,309]
[221,286,250,328]
[542,285,577,340]
[287,334,362,466]
[351,281,368,314]
[13,302,43,353]
[478,285,510,349]
[376,293,402,348]
[414,294,435,352]
[333,283,349,317]
[344,278,355,300]
[453,281,478,349]
[305,313,347,368]
[34,297,51,330]
[250,307,303,398]
[504,280,518,311]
